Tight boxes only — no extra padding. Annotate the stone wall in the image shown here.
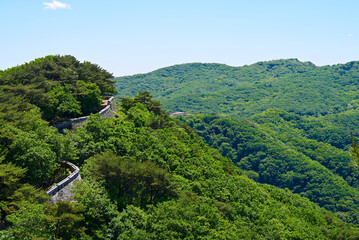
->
[47,97,117,202]
[46,161,79,196]
[52,96,117,132]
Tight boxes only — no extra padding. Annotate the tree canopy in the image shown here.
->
[0,55,116,122]
[115,59,359,118]
[3,57,359,239]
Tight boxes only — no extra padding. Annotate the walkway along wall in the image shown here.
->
[47,97,118,201]
[52,96,117,133]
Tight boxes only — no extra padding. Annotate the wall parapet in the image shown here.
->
[52,96,115,132]
[46,161,80,196]
[47,97,117,199]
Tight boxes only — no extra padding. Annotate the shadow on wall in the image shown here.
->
[46,161,80,196]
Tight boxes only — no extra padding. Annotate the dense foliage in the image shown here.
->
[2,90,359,238]
[179,111,359,223]
[0,55,116,122]
[3,56,359,239]
[115,59,359,118]
[116,59,359,224]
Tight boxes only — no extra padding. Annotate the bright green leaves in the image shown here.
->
[73,179,119,238]
[0,163,49,237]
[3,87,359,239]
[120,91,165,116]
[5,129,58,185]
[82,151,177,210]
[114,60,359,118]
[47,85,81,120]
[127,103,150,127]
[0,163,26,200]
[77,61,116,95]
[0,55,116,122]
[4,200,88,240]
[0,162,27,224]
[75,80,102,116]
[5,202,51,239]
[44,201,87,239]
[45,80,102,121]
[351,131,359,167]
[112,205,149,239]
[0,110,76,186]
[179,113,359,224]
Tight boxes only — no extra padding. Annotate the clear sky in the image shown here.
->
[0,0,358,76]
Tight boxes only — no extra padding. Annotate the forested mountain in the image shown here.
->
[115,59,359,225]
[179,112,359,223]
[115,59,359,118]
[2,90,359,239]
[2,56,359,239]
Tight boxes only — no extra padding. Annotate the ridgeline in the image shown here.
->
[1,56,359,239]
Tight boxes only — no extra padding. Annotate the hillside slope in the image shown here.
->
[0,55,116,123]
[115,59,359,118]
[3,56,359,238]
[64,94,359,238]
[2,89,359,238]
[179,111,359,223]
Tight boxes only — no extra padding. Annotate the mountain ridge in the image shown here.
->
[3,55,359,238]
[116,58,319,78]
[115,59,359,118]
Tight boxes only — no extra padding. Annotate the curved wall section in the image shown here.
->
[52,96,116,132]
[46,161,80,196]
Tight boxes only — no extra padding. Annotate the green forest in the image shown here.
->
[115,59,359,124]
[179,112,359,223]
[2,56,359,239]
[0,55,116,123]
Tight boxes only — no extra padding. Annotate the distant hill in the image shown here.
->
[115,59,359,224]
[114,59,359,118]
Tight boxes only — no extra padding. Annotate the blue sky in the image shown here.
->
[0,0,358,76]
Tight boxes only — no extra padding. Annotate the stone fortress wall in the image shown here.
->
[52,96,117,132]
[47,96,117,202]
[46,161,80,197]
